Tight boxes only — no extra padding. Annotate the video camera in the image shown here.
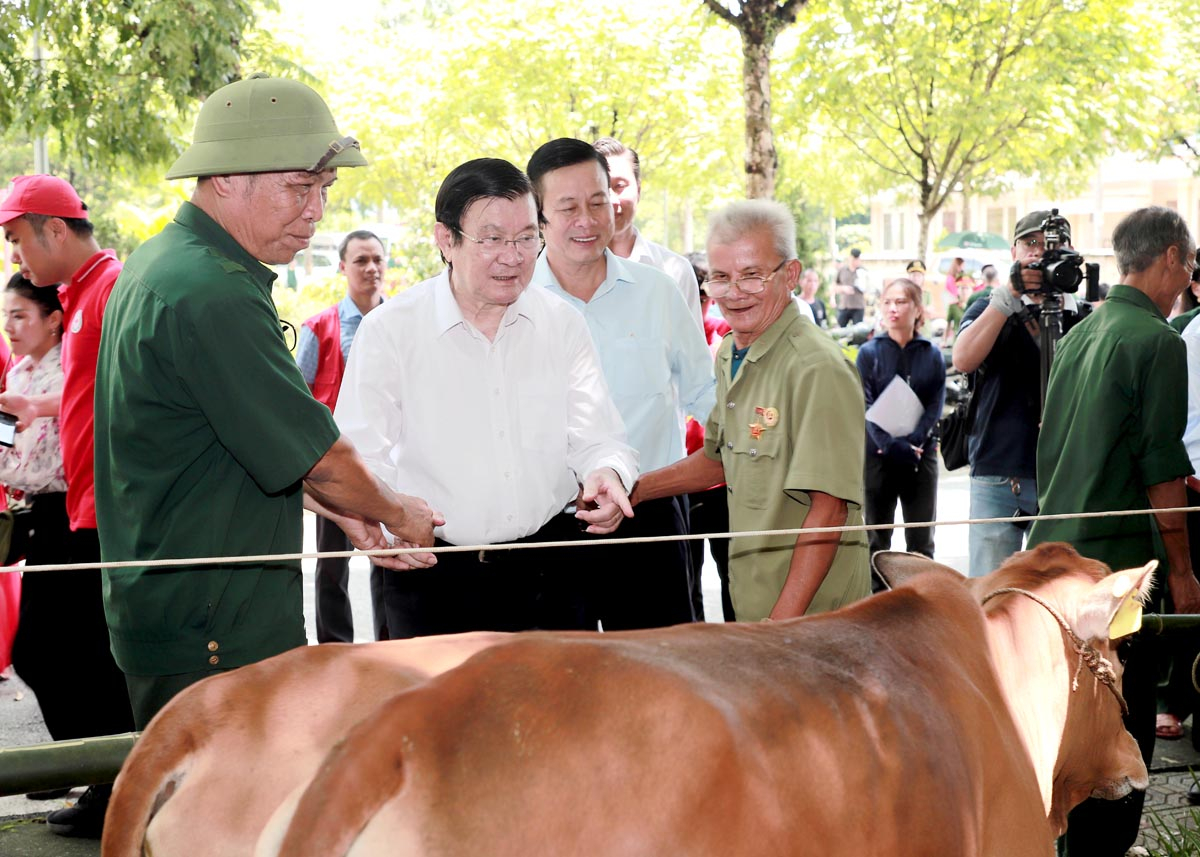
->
[1010,208,1101,301]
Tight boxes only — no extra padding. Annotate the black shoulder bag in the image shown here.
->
[937,365,980,472]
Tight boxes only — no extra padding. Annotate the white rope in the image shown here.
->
[5,504,1198,575]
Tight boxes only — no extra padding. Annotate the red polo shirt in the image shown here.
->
[58,250,120,530]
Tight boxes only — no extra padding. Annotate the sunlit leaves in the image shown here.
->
[0,0,276,172]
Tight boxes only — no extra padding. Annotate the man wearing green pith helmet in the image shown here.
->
[94,74,444,729]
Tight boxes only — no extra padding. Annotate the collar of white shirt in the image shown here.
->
[432,268,535,337]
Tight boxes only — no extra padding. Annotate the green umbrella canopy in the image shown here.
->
[935,230,1009,251]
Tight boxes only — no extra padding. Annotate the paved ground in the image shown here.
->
[1,467,1197,854]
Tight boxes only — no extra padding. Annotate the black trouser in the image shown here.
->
[10,498,135,740]
[1060,628,1159,856]
[586,495,696,631]
[688,485,733,622]
[1156,485,1200,743]
[369,565,391,641]
[314,514,354,643]
[836,307,864,327]
[863,449,938,560]
[378,514,597,639]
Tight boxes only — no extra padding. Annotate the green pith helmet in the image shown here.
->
[166,73,368,180]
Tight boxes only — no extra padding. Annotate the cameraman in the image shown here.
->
[950,211,1089,576]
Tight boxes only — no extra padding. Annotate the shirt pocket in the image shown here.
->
[727,429,783,511]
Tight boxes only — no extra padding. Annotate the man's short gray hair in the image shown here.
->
[1112,206,1195,277]
[707,200,797,261]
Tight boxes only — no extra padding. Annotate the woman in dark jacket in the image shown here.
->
[856,278,945,559]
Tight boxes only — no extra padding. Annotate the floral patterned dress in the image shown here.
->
[0,344,67,495]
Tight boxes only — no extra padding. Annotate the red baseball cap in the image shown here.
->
[0,175,89,226]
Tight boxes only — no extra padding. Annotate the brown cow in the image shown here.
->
[101,631,507,857]
[256,543,1151,857]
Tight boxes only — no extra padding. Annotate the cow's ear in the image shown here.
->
[1073,561,1157,642]
[872,551,964,591]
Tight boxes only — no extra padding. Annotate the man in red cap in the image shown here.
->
[0,174,135,838]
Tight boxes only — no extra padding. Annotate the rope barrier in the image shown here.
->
[3,504,1198,575]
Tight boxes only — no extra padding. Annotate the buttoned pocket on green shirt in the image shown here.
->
[727,431,782,511]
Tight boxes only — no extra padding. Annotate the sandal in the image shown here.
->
[1156,712,1184,740]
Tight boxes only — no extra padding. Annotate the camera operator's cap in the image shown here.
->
[0,175,89,226]
[1014,210,1071,243]
[905,259,925,274]
[166,73,368,180]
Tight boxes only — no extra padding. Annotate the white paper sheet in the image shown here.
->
[865,375,924,437]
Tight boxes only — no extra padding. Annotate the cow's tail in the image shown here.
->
[100,725,194,857]
[271,704,412,857]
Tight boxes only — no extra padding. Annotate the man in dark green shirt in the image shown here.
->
[95,75,442,729]
[1029,206,1200,856]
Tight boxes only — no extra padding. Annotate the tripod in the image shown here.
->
[1036,291,1065,413]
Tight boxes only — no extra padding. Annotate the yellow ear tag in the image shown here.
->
[1108,588,1143,640]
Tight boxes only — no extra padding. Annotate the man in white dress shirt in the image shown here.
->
[336,158,638,637]
[593,137,703,329]
[527,138,716,629]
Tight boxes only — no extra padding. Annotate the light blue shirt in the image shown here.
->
[533,249,716,471]
[296,296,370,384]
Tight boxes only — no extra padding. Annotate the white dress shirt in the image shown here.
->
[1183,317,1200,472]
[628,229,703,329]
[791,294,816,323]
[336,271,638,546]
[534,250,717,472]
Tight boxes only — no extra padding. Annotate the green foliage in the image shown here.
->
[280,0,744,255]
[835,223,871,255]
[1146,808,1200,855]
[779,0,1180,253]
[0,0,280,173]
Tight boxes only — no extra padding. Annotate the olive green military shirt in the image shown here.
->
[95,202,340,676]
[1029,285,1192,578]
[704,301,871,621]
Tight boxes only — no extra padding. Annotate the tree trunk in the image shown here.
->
[917,210,944,317]
[741,32,776,199]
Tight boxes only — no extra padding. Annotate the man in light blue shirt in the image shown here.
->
[527,138,716,628]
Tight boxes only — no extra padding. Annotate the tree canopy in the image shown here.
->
[0,0,278,173]
[780,0,1186,259]
[284,0,745,281]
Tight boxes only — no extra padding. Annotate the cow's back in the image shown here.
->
[105,632,506,857]
[274,573,1053,857]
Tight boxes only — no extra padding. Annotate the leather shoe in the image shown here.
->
[1188,782,1200,806]
[46,783,110,838]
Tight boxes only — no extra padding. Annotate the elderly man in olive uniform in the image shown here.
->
[94,75,441,729]
[1029,206,1200,857]
[633,200,870,620]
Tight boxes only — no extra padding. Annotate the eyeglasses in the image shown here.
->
[459,230,543,255]
[705,260,788,297]
[280,319,297,352]
[1017,237,1046,251]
